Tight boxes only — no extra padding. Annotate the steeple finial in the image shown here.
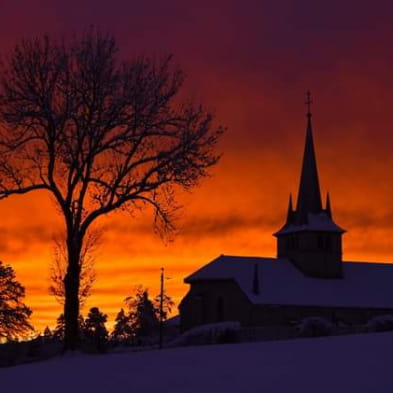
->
[305,90,313,119]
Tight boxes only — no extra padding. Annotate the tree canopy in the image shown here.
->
[0,30,223,349]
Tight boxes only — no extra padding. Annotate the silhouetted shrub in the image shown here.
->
[27,336,43,358]
[0,338,62,367]
[217,328,240,344]
[296,317,333,337]
[365,315,393,332]
[0,341,24,366]
[169,322,241,346]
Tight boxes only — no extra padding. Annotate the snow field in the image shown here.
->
[1,332,392,393]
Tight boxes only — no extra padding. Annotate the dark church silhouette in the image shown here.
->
[179,94,393,331]
[274,93,345,279]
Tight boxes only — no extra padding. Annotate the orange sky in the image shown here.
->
[1,0,393,332]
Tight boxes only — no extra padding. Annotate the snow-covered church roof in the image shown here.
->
[275,211,344,235]
[185,255,393,309]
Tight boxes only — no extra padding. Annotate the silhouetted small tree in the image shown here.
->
[126,288,159,344]
[53,314,66,339]
[83,307,108,351]
[49,230,100,308]
[0,260,33,340]
[43,326,53,340]
[111,308,133,344]
[153,292,175,322]
[53,313,85,340]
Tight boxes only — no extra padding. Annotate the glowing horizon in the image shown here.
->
[1,0,393,333]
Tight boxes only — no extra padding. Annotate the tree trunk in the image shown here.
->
[63,235,82,351]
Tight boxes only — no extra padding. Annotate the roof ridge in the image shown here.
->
[219,255,277,260]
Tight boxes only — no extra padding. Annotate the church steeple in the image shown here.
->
[296,91,322,223]
[274,92,345,279]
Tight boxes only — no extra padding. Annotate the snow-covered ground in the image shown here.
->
[1,332,392,393]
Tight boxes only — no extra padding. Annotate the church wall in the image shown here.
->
[250,304,393,327]
[179,279,393,331]
[179,279,252,331]
[277,231,342,278]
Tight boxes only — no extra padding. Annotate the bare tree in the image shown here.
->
[49,229,100,307]
[0,31,223,350]
[153,291,174,322]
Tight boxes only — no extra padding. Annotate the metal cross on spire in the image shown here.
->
[305,90,313,118]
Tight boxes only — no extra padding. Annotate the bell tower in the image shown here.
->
[274,92,345,278]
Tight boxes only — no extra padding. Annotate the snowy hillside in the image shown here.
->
[1,332,393,393]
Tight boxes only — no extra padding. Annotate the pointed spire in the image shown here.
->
[296,91,322,223]
[288,193,293,211]
[286,194,294,224]
[325,192,332,218]
[252,263,260,295]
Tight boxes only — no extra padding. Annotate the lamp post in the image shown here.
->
[159,267,164,349]
[159,267,172,349]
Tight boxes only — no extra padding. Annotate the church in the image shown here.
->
[179,95,393,331]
